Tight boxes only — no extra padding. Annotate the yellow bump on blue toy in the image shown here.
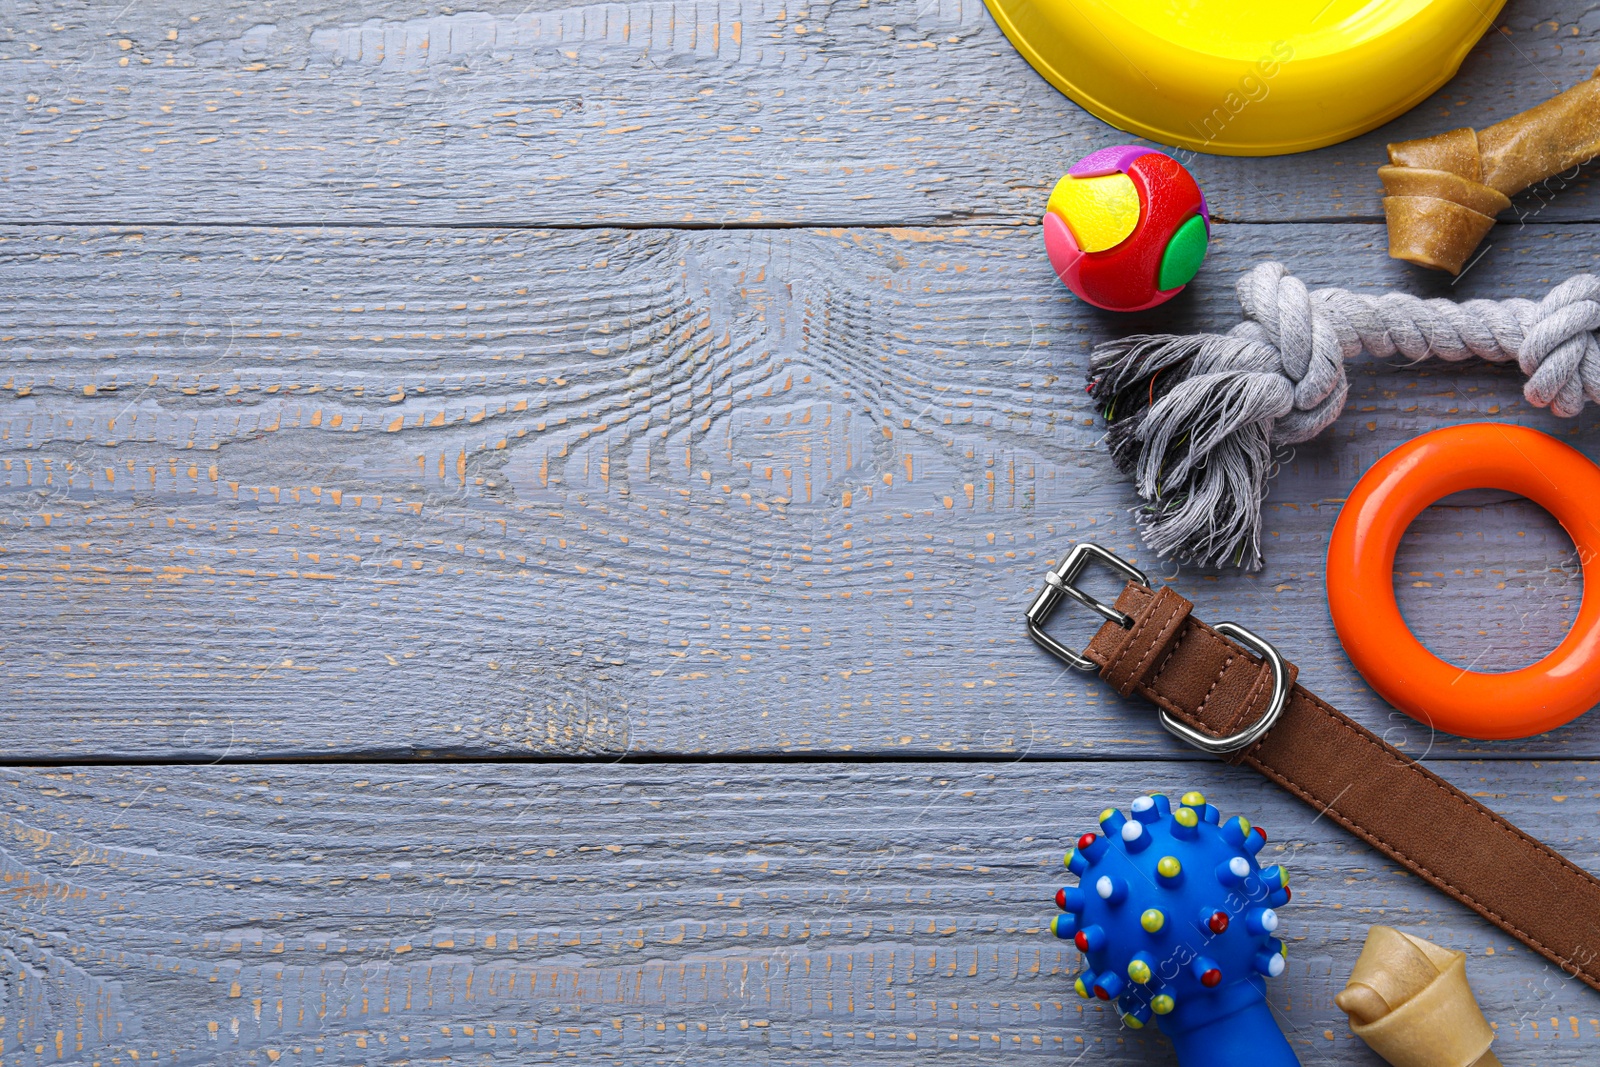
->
[984,0,1506,155]
[1127,953,1154,984]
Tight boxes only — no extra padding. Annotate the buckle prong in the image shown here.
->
[1025,543,1149,671]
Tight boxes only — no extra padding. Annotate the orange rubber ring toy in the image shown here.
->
[1327,422,1600,740]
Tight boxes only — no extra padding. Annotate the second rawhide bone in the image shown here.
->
[1336,927,1501,1067]
[1383,68,1600,273]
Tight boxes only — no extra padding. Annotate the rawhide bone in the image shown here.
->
[1336,927,1501,1067]
[1382,67,1600,273]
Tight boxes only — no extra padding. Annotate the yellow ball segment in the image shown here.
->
[1045,173,1141,253]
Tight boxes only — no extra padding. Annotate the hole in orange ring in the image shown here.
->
[1392,490,1580,673]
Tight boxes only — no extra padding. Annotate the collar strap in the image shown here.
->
[1080,578,1600,993]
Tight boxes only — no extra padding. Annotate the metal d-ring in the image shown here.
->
[1158,622,1290,755]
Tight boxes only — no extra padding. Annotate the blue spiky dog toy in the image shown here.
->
[1051,791,1300,1066]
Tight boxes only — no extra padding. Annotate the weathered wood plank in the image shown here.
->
[0,760,1592,1064]
[5,221,1600,758]
[4,0,1600,226]
[7,0,1595,1059]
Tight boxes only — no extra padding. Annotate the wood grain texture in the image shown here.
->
[5,0,1600,226]
[7,0,1600,1046]
[0,761,1593,1065]
[4,220,1600,758]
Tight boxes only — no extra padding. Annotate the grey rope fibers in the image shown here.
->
[1089,261,1600,570]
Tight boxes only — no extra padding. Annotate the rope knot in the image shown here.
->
[1521,276,1600,417]
[1227,262,1352,445]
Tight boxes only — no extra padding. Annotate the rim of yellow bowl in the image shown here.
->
[983,0,1505,156]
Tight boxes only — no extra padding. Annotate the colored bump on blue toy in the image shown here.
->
[1050,792,1301,1067]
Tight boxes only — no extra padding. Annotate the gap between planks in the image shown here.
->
[0,749,1570,767]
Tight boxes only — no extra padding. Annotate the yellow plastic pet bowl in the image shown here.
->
[984,0,1504,155]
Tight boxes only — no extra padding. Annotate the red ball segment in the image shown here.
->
[1200,969,1223,988]
[1055,887,1068,910]
[1074,930,1091,952]
[1076,832,1098,852]
[1207,911,1229,934]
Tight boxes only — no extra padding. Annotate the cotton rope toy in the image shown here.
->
[1089,260,1600,569]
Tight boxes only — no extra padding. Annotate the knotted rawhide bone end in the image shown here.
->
[1377,162,1509,274]
[1381,67,1600,273]
[1335,927,1502,1067]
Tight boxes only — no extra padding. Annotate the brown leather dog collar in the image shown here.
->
[1027,544,1600,993]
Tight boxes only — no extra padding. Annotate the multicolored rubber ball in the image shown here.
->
[1043,145,1210,312]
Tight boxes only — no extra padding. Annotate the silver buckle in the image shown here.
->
[1025,543,1149,671]
[1026,543,1290,755]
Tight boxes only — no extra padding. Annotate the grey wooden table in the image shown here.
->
[2,0,1599,1063]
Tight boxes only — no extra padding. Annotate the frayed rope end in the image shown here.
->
[1089,334,1283,571]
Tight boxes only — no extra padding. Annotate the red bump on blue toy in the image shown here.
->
[1043,146,1210,312]
[1049,791,1299,1065]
